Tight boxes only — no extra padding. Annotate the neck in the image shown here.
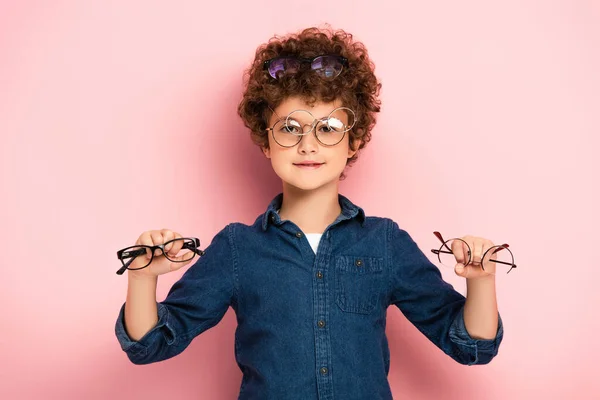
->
[278,181,342,234]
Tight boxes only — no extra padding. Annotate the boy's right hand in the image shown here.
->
[128,229,196,279]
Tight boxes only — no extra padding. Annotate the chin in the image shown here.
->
[278,169,341,192]
[287,180,328,192]
[271,160,345,189]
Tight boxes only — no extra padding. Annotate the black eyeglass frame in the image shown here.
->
[115,237,205,275]
[262,55,349,79]
[430,231,517,274]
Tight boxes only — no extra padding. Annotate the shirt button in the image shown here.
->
[355,258,363,267]
[295,232,303,238]
[317,320,326,328]
[320,367,328,375]
[316,271,323,279]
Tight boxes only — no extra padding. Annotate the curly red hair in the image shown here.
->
[237,26,382,179]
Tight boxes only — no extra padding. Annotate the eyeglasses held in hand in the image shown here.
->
[263,55,348,79]
[115,237,205,275]
[431,231,517,275]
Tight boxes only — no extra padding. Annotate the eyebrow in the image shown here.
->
[284,116,331,122]
[275,112,344,121]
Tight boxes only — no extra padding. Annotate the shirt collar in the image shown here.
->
[261,192,366,231]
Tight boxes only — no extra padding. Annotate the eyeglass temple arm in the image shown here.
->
[116,256,136,275]
[182,238,205,256]
[115,247,147,275]
[433,231,453,253]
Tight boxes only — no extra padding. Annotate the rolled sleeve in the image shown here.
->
[388,220,503,366]
[449,308,504,365]
[114,302,177,364]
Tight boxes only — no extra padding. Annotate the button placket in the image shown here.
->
[312,229,333,397]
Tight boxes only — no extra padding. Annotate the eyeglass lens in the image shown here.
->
[119,238,196,270]
[268,56,344,79]
[435,238,515,276]
[271,108,355,147]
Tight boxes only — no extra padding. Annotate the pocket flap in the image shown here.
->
[335,256,384,274]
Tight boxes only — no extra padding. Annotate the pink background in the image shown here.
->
[1,1,599,399]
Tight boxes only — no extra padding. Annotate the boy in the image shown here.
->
[115,27,503,399]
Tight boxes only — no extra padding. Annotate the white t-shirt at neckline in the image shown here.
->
[304,233,322,254]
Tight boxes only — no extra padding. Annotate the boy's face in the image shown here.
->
[262,96,360,192]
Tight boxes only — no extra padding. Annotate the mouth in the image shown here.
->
[294,162,324,169]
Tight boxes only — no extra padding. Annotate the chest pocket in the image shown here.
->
[335,256,384,314]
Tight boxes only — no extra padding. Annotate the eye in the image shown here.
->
[322,118,344,133]
[281,125,300,134]
[281,120,301,134]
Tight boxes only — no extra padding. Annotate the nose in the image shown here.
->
[297,125,320,154]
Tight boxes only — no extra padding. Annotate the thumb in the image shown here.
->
[170,252,196,271]
[454,263,467,277]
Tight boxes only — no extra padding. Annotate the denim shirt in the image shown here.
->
[115,193,504,400]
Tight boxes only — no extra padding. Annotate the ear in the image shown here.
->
[347,138,362,158]
[262,146,271,159]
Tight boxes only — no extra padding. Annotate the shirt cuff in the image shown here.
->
[114,302,176,363]
[448,307,504,365]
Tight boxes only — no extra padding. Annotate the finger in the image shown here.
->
[167,232,184,257]
[150,231,163,256]
[472,240,484,266]
[137,230,153,246]
[451,239,466,265]
[455,261,471,277]
[462,240,471,266]
[137,231,155,259]
[464,263,471,278]
[456,261,483,278]
[482,240,497,272]
[173,250,194,262]
[462,236,475,266]
[161,229,174,252]
[170,256,195,271]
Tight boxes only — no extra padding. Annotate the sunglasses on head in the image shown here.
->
[263,55,348,80]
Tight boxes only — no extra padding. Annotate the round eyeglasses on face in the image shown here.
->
[266,107,356,147]
[263,55,348,80]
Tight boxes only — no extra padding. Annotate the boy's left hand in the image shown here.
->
[452,235,496,279]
